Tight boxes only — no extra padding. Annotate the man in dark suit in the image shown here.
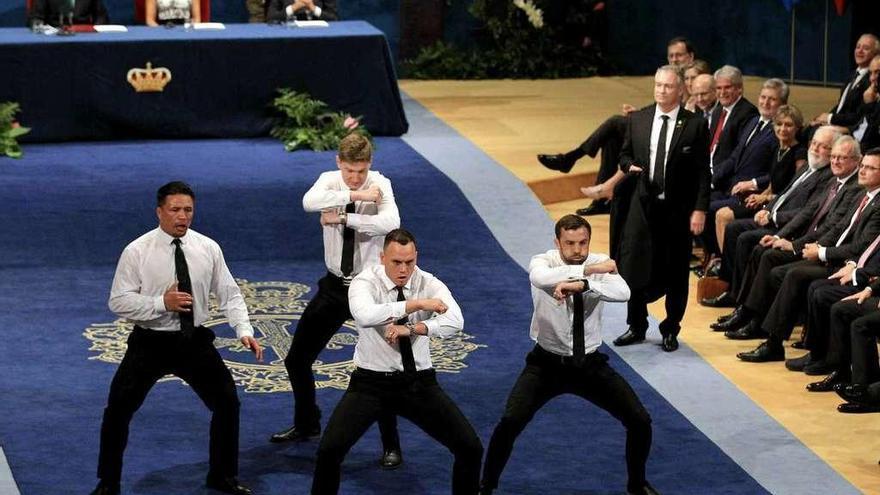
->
[691,74,718,123]
[29,0,108,26]
[813,34,880,128]
[737,148,880,362]
[708,65,758,189]
[612,64,710,352]
[266,0,336,22]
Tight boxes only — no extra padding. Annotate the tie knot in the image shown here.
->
[172,238,181,247]
[660,115,669,122]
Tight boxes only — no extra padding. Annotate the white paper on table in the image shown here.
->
[193,22,225,30]
[94,25,128,32]
[294,20,329,28]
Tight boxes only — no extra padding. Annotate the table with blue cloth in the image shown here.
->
[0,21,408,142]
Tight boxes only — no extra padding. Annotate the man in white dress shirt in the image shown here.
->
[480,215,657,495]
[270,134,404,468]
[310,228,483,494]
[91,181,263,495]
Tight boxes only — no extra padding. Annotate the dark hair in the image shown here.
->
[667,36,695,56]
[555,214,592,239]
[157,181,195,206]
[864,147,880,158]
[384,228,417,248]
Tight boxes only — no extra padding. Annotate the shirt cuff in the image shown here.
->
[422,318,439,337]
[819,246,827,262]
[852,269,860,286]
[154,295,167,314]
[751,179,758,188]
[826,114,833,124]
[313,5,321,16]
[233,322,255,339]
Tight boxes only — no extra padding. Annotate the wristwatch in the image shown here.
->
[404,321,417,335]
[339,211,347,225]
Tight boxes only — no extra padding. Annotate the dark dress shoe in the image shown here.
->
[478,484,495,495]
[206,476,252,495]
[537,153,575,173]
[627,483,660,495]
[575,200,611,216]
[701,291,734,308]
[837,402,880,413]
[89,481,120,495]
[716,306,742,324]
[379,448,403,470]
[725,322,767,340]
[806,371,848,392]
[269,424,320,443]
[791,339,806,349]
[711,311,751,332]
[803,359,834,376]
[835,383,872,404]
[784,353,812,372]
[737,341,784,362]
[661,334,679,352]
[613,328,646,346]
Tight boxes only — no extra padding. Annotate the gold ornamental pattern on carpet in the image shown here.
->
[83,279,484,393]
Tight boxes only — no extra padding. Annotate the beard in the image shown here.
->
[808,152,829,170]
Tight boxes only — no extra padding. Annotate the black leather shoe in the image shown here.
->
[716,306,742,324]
[784,353,812,372]
[806,371,848,392]
[661,334,679,352]
[803,359,834,376]
[712,311,751,332]
[537,153,575,173]
[627,483,661,495]
[89,481,120,495]
[575,200,611,216]
[478,483,495,495]
[725,322,768,340]
[737,341,784,362]
[837,402,880,413]
[379,448,403,470]
[613,328,646,346]
[835,383,872,404]
[701,291,735,308]
[269,424,320,443]
[206,476,252,495]
[791,340,806,349]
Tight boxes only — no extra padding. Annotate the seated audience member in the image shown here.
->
[683,59,711,112]
[710,130,855,329]
[146,0,198,25]
[536,36,697,217]
[691,73,719,122]
[851,54,880,150]
[266,0,336,22]
[813,34,880,129]
[29,0,108,26]
[705,78,788,267]
[735,147,880,362]
[703,105,815,307]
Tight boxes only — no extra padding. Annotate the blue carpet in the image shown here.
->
[0,137,767,494]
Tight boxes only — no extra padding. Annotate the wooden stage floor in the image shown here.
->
[401,76,880,494]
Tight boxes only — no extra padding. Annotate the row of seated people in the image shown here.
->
[27,0,334,27]
[539,34,880,413]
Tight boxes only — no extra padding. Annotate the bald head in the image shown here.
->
[692,73,716,112]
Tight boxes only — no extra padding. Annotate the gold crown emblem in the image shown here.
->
[126,62,172,93]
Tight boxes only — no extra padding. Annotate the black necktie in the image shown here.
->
[395,287,417,374]
[340,202,356,277]
[572,292,585,366]
[172,238,194,338]
[747,120,765,147]
[653,115,670,192]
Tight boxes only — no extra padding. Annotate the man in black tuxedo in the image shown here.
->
[29,0,108,26]
[813,34,880,128]
[266,0,336,22]
[737,148,880,362]
[612,64,710,352]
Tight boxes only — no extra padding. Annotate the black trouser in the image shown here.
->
[742,248,800,313]
[828,298,880,384]
[482,346,652,492]
[805,279,861,360]
[627,199,690,336]
[96,326,240,483]
[285,272,399,448]
[761,260,833,338]
[579,114,626,184]
[312,368,483,495]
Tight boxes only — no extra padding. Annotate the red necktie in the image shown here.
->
[710,108,728,154]
[807,181,841,232]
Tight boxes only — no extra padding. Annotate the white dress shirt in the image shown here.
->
[650,105,680,200]
[108,228,254,338]
[528,250,630,356]
[302,170,400,278]
[348,264,463,372]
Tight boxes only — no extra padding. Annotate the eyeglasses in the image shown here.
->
[859,163,880,171]
[831,155,855,161]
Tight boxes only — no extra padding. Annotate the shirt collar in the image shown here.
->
[723,95,742,113]
[379,267,416,294]
[653,105,680,123]
[157,228,188,246]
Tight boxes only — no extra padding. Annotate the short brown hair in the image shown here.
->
[384,228,416,248]
[555,214,591,239]
[338,133,372,163]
